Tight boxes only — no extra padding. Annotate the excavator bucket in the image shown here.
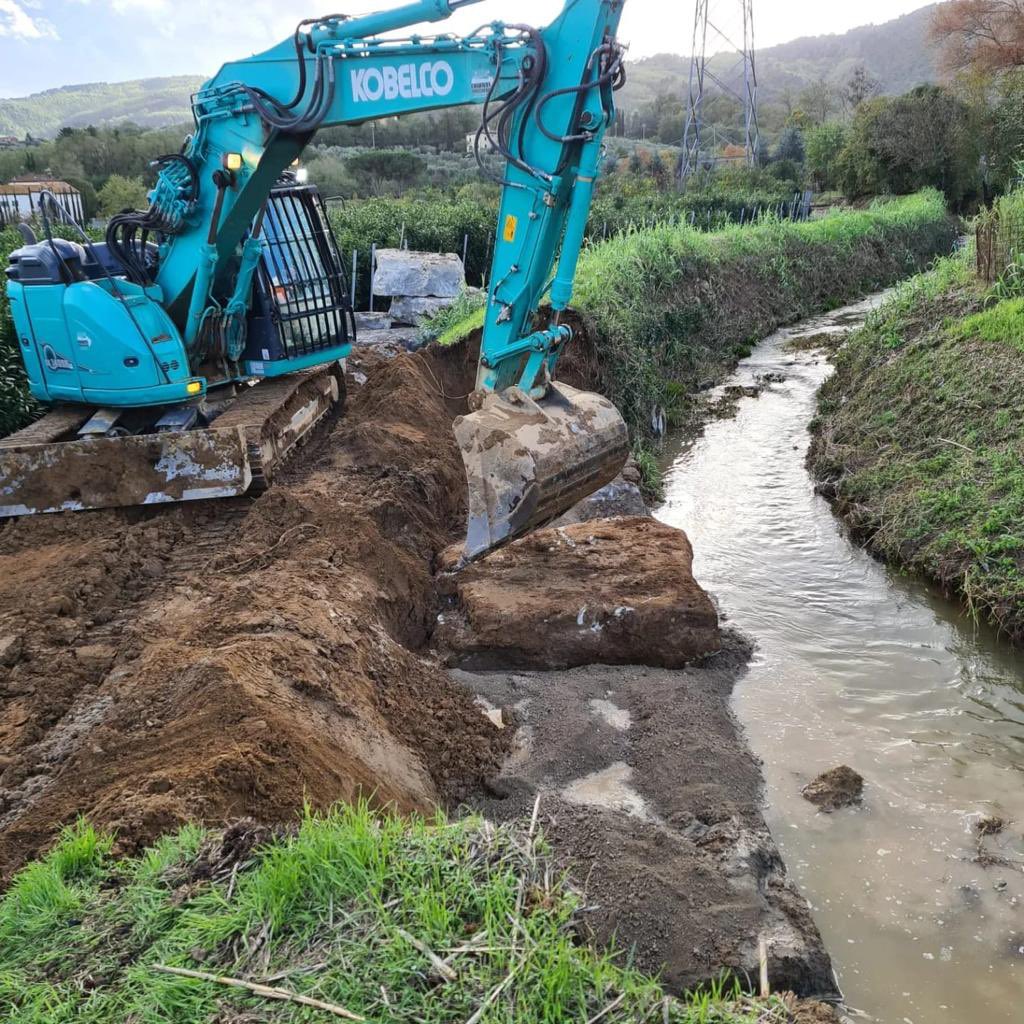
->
[454,382,629,561]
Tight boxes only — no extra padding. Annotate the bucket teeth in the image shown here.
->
[454,382,629,561]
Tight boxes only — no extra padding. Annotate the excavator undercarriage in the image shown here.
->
[0,365,342,517]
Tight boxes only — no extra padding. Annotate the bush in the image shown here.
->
[0,227,40,436]
[96,174,148,216]
[837,86,981,206]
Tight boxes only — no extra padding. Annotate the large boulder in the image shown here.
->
[373,249,464,298]
[435,516,719,670]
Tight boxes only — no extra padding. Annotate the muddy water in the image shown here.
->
[656,295,1024,1023]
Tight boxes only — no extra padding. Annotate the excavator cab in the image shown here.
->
[245,183,356,375]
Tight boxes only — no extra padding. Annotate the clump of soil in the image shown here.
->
[0,341,509,881]
[802,766,864,812]
[434,517,720,670]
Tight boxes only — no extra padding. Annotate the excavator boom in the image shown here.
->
[2,0,629,557]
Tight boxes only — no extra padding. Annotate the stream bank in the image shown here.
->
[809,251,1024,643]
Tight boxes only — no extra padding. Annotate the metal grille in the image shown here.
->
[258,185,353,358]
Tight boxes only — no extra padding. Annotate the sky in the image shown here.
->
[0,0,933,98]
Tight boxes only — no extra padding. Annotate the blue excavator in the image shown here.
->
[1,0,629,558]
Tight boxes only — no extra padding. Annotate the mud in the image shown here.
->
[459,632,837,998]
[0,342,508,880]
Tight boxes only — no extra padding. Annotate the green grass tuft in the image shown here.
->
[0,804,788,1024]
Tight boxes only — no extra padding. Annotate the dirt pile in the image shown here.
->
[0,342,510,881]
[434,517,720,670]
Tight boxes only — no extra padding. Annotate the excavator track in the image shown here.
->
[0,364,344,518]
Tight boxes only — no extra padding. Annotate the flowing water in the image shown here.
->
[656,294,1024,1024]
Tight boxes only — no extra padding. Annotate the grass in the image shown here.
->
[435,189,953,496]
[810,243,1024,642]
[0,805,793,1024]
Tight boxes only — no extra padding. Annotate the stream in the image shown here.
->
[655,294,1024,1023]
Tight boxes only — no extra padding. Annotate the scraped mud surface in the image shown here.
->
[461,633,837,998]
[0,344,509,880]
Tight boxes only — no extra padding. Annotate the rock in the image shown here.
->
[373,249,464,298]
[389,295,457,325]
[975,815,1005,836]
[354,327,422,358]
[0,634,24,667]
[555,474,649,525]
[435,517,720,670]
[74,644,116,677]
[802,766,864,812]
[353,311,392,332]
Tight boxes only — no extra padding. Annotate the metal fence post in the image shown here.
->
[369,242,376,313]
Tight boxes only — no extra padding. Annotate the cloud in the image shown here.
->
[0,0,57,38]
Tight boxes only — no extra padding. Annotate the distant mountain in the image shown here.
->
[0,6,942,138]
[0,77,205,138]
[619,5,942,114]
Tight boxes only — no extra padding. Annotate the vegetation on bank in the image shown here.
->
[0,806,792,1024]
[809,218,1024,643]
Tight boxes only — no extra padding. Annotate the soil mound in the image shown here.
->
[0,342,506,881]
[435,517,720,670]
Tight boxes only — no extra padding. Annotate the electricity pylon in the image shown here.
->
[678,0,759,185]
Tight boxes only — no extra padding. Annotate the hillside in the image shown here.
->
[0,77,204,137]
[0,6,941,138]
[619,5,941,114]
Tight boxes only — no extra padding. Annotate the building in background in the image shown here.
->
[0,177,84,227]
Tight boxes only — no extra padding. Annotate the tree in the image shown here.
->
[837,86,981,205]
[841,66,880,113]
[344,150,426,196]
[97,175,148,217]
[931,0,1024,75]
[982,67,1024,192]
[798,77,836,125]
[804,122,848,190]
[773,125,805,164]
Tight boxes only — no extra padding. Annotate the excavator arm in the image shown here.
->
[153,0,624,398]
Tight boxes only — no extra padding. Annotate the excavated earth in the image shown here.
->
[0,338,834,999]
[0,342,504,879]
